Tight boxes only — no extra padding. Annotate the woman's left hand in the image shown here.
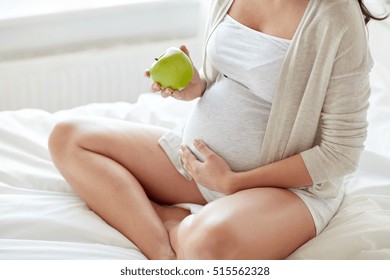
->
[179,139,236,194]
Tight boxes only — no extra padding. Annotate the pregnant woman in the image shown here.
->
[48,0,386,259]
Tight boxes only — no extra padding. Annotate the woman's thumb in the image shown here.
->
[179,45,191,59]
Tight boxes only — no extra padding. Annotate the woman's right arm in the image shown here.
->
[144,45,207,101]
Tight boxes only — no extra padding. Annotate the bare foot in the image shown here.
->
[151,202,191,258]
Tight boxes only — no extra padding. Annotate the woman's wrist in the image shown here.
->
[224,154,314,194]
[225,171,245,195]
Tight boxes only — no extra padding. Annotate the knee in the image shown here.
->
[48,119,82,162]
[177,213,238,259]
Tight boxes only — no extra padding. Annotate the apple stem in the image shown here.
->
[154,58,158,61]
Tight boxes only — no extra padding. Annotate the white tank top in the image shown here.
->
[182,15,290,172]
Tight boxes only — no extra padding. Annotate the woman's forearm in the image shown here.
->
[228,154,313,194]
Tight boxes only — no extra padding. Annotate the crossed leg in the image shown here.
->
[49,117,315,260]
[171,187,316,259]
[48,117,206,260]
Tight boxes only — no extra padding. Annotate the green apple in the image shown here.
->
[149,47,193,90]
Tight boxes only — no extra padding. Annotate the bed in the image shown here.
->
[1,7,390,260]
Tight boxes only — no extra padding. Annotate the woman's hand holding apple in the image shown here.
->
[144,45,206,101]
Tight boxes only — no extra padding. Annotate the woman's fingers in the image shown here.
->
[179,45,191,58]
[179,145,199,175]
[150,82,162,93]
[161,87,176,98]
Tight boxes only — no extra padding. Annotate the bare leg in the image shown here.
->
[171,187,315,259]
[151,201,191,242]
[48,117,205,259]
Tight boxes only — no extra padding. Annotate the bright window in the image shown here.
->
[0,0,170,20]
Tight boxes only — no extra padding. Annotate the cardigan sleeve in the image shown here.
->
[300,72,371,182]
[300,11,373,195]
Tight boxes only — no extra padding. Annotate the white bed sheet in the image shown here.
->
[0,98,200,260]
[0,105,145,259]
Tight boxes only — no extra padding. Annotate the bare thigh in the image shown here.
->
[51,117,206,205]
[178,187,315,259]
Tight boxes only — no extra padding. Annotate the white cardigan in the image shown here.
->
[200,0,373,198]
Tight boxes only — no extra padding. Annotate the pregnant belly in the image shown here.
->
[182,77,271,172]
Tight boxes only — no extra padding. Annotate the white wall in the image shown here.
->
[0,0,208,111]
[0,0,201,59]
